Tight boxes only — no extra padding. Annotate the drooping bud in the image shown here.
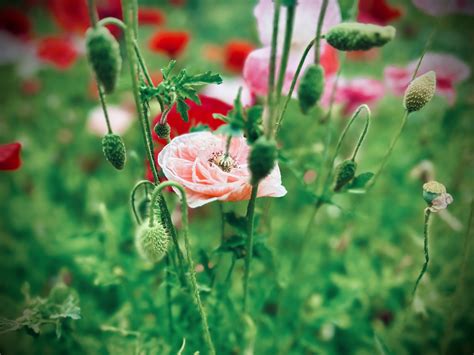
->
[102,133,126,170]
[298,64,325,114]
[422,181,453,212]
[325,23,396,51]
[248,137,277,184]
[333,160,357,192]
[86,26,122,94]
[154,122,171,140]
[135,220,169,263]
[403,71,436,113]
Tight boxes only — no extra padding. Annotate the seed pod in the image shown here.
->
[86,26,121,94]
[422,180,446,204]
[154,122,171,140]
[102,133,126,170]
[298,64,325,114]
[333,160,357,192]
[325,23,396,51]
[135,221,169,263]
[403,71,436,113]
[248,137,277,184]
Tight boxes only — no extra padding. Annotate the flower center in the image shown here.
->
[208,151,236,172]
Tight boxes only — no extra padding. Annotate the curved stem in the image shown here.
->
[314,0,329,65]
[350,106,371,161]
[130,180,155,224]
[87,0,99,26]
[265,0,281,139]
[370,110,409,189]
[275,4,296,104]
[274,38,315,136]
[97,17,126,30]
[243,183,259,313]
[413,208,431,295]
[150,181,216,355]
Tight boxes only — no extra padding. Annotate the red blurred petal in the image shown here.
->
[148,30,190,58]
[0,142,22,171]
[21,78,42,95]
[138,7,165,26]
[37,36,78,70]
[358,0,402,25]
[0,7,32,40]
[47,0,90,34]
[223,40,255,73]
[320,45,339,77]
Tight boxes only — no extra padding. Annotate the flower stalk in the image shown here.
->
[413,208,431,295]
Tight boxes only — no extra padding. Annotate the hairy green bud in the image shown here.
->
[333,160,357,192]
[403,71,436,113]
[86,26,121,94]
[298,64,325,114]
[248,137,277,184]
[154,122,171,140]
[325,22,396,51]
[135,221,169,263]
[102,133,126,170]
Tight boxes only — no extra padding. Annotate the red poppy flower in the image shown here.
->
[320,44,339,77]
[223,40,255,73]
[0,142,22,171]
[146,95,232,180]
[148,30,190,58]
[97,0,123,38]
[47,0,90,34]
[138,7,165,26]
[0,7,32,40]
[37,36,78,70]
[358,0,402,25]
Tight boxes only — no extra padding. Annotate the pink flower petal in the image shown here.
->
[412,0,474,16]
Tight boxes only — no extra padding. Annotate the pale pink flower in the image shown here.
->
[201,77,255,107]
[322,76,385,114]
[412,0,474,16]
[384,52,470,105]
[243,0,341,97]
[87,105,134,136]
[158,132,287,208]
[429,193,453,212]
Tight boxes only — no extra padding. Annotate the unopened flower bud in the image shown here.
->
[102,133,126,170]
[154,122,171,140]
[298,64,325,114]
[333,160,357,192]
[135,220,169,263]
[249,137,277,184]
[86,26,122,94]
[403,71,436,113]
[325,23,396,51]
[422,180,453,212]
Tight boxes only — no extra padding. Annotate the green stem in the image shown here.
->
[370,110,409,189]
[350,106,371,161]
[151,181,216,355]
[413,208,431,295]
[130,180,155,224]
[87,0,99,26]
[243,184,259,313]
[165,255,174,338]
[314,0,329,64]
[275,4,296,104]
[265,0,281,139]
[98,83,113,134]
[97,17,126,30]
[274,38,315,136]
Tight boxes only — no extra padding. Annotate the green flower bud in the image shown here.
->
[102,133,126,170]
[422,180,446,204]
[248,137,277,184]
[298,64,325,114]
[135,220,169,263]
[154,122,171,140]
[333,160,357,192]
[86,26,121,94]
[325,22,396,51]
[403,71,436,113]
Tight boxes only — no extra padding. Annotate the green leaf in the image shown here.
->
[347,172,374,190]
[213,113,230,123]
[184,71,222,85]
[177,99,190,122]
[216,124,243,137]
[161,60,177,79]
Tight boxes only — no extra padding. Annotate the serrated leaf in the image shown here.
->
[213,113,230,123]
[161,60,177,79]
[177,99,190,122]
[184,71,222,85]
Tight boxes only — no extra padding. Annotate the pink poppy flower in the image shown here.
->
[201,77,255,107]
[243,0,341,97]
[385,53,471,105]
[322,77,385,114]
[87,105,134,136]
[412,0,474,16]
[158,132,287,208]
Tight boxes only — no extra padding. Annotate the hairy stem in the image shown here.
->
[243,184,259,313]
[413,208,431,295]
[314,0,329,64]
